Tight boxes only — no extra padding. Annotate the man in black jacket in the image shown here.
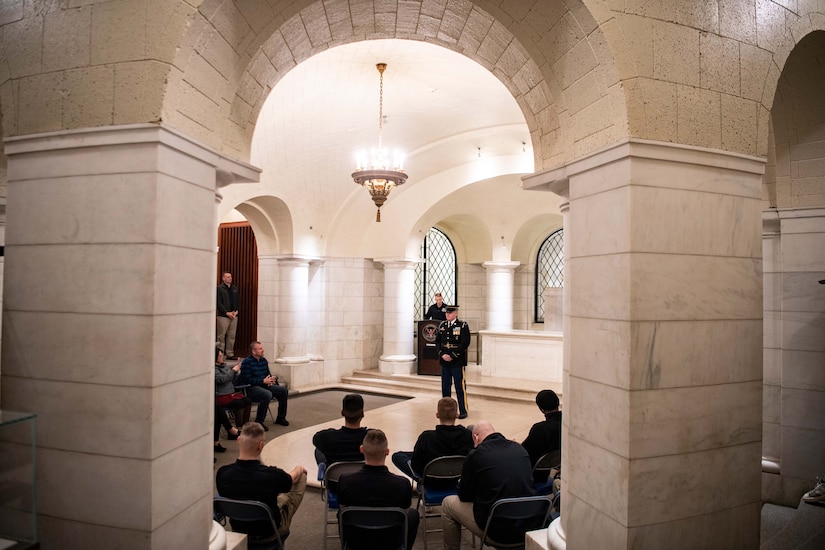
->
[338,429,419,550]
[216,422,307,540]
[216,271,240,359]
[391,397,473,480]
[521,389,562,481]
[441,421,535,550]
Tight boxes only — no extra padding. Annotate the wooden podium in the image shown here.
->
[417,320,441,375]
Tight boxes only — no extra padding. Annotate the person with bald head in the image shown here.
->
[440,420,535,549]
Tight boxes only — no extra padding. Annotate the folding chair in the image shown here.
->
[532,450,561,495]
[320,460,365,550]
[234,383,276,423]
[478,495,553,549]
[338,506,409,550]
[415,455,465,550]
[213,496,286,550]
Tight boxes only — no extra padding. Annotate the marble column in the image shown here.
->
[256,255,280,358]
[377,259,418,374]
[762,207,825,505]
[524,139,764,549]
[0,124,259,548]
[482,261,520,331]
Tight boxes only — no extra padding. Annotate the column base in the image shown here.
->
[378,354,417,375]
[272,356,324,390]
[524,518,565,550]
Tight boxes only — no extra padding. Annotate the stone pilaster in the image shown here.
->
[525,139,765,549]
[1,124,259,548]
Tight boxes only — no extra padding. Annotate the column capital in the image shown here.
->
[375,258,422,270]
[275,254,322,267]
[482,261,520,272]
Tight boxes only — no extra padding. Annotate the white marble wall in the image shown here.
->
[256,255,279,357]
[529,140,765,549]
[457,263,485,364]
[762,207,825,505]
[513,264,536,330]
[0,125,258,548]
[320,258,383,381]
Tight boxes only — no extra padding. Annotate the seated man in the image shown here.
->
[391,397,473,480]
[312,393,368,466]
[521,389,562,482]
[441,421,536,550]
[238,341,289,429]
[337,429,420,550]
[216,422,307,541]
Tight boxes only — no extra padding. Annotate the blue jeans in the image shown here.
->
[391,451,419,480]
[245,384,288,423]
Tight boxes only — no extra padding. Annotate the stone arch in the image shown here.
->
[762,18,825,209]
[168,0,624,172]
[231,196,294,256]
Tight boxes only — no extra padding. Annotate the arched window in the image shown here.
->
[414,228,457,318]
[535,228,564,322]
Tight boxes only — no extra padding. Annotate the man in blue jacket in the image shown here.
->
[239,341,289,429]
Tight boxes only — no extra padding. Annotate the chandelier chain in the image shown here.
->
[378,66,384,149]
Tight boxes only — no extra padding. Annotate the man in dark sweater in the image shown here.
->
[391,397,473,480]
[521,389,562,482]
[312,393,368,465]
[216,271,240,359]
[441,421,536,549]
[216,422,307,540]
[338,429,419,549]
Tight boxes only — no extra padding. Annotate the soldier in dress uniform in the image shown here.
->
[436,305,471,419]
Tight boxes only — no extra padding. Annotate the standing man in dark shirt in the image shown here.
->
[391,397,473,480]
[216,271,240,359]
[424,292,447,320]
[521,389,562,481]
[436,305,471,419]
[441,421,536,550]
[338,429,419,550]
[239,341,290,429]
[216,422,307,540]
[312,393,368,466]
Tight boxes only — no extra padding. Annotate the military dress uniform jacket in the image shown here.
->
[436,319,471,367]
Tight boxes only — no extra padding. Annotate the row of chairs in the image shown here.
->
[216,492,555,550]
[215,450,561,549]
[318,450,561,550]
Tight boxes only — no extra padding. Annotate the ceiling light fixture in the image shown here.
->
[352,63,407,222]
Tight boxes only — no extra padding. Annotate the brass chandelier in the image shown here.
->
[351,63,408,222]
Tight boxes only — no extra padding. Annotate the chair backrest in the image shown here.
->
[480,495,553,548]
[420,454,465,495]
[533,450,561,476]
[338,506,408,550]
[213,496,283,549]
[322,461,365,507]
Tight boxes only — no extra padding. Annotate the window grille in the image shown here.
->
[535,228,564,322]
[414,228,457,318]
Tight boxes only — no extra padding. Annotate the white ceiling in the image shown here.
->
[247,38,532,218]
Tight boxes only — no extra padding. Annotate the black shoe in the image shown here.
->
[214,443,227,453]
[258,422,269,431]
[458,413,468,420]
[228,431,240,440]
[275,417,290,426]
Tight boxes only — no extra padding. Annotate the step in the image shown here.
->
[341,370,541,404]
